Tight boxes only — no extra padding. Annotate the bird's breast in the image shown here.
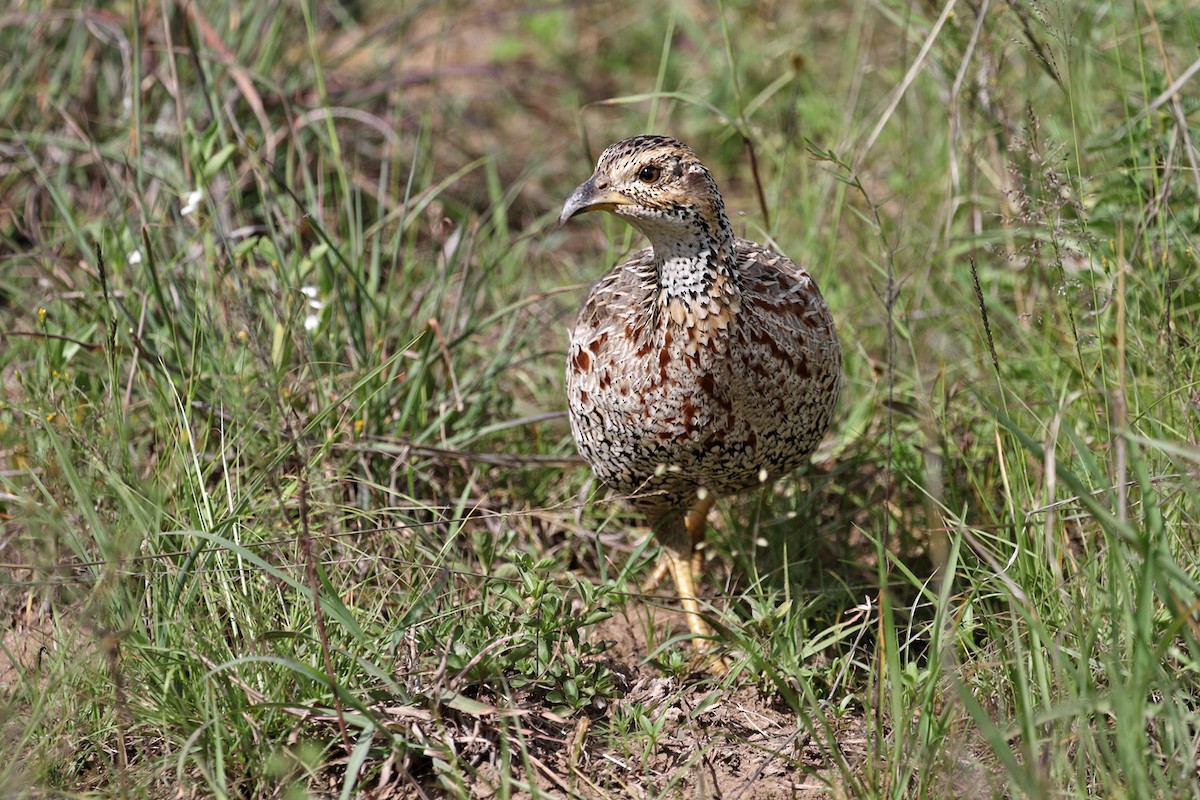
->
[568,293,744,451]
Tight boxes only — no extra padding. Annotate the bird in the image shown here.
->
[559,134,842,669]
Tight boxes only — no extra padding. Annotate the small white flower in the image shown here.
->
[301,286,324,312]
[180,188,203,216]
[127,251,143,265]
[301,286,323,331]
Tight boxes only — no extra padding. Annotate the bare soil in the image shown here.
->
[478,602,867,799]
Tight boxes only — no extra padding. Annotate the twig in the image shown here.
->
[729,726,812,800]
[1,330,102,351]
[743,134,771,230]
[188,399,582,467]
[427,318,464,413]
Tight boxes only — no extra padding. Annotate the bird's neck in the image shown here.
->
[638,215,739,304]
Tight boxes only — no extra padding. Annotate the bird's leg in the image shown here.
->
[685,492,715,579]
[640,493,715,593]
[652,502,727,673]
[639,552,671,594]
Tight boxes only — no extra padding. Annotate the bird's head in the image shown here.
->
[559,135,733,260]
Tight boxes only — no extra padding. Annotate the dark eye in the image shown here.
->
[637,164,661,183]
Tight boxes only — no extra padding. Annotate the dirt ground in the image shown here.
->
[562,607,864,799]
[427,601,868,800]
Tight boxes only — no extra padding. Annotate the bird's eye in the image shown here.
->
[637,165,661,183]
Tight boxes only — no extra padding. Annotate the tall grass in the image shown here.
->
[1,0,1199,797]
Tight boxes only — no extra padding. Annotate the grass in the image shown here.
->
[2,0,1200,796]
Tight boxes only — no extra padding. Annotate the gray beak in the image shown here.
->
[559,176,629,225]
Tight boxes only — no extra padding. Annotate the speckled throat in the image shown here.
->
[633,178,736,298]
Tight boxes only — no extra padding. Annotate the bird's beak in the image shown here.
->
[559,176,631,225]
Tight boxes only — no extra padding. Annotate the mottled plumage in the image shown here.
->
[560,136,841,666]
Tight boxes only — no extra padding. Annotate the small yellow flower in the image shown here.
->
[354,419,365,434]
[38,308,46,322]
[237,330,250,344]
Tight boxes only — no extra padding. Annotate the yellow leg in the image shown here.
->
[642,493,715,593]
[640,554,670,594]
[661,542,728,674]
[684,493,715,578]
[643,494,727,673]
